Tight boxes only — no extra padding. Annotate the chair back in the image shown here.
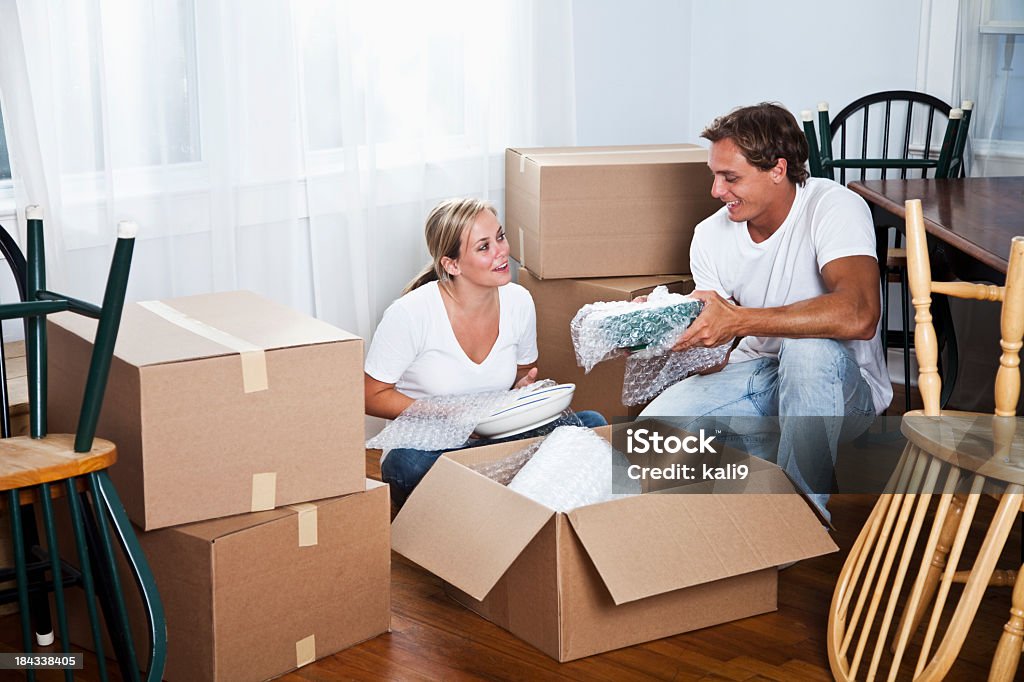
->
[904,198,1024,417]
[0,222,27,439]
[802,91,973,184]
[2,207,135,451]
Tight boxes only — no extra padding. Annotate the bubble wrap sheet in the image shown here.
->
[366,380,557,452]
[570,286,731,406]
[506,426,638,512]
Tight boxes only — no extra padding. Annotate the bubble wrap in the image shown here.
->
[469,441,541,485]
[571,287,705,371]
[570,286,732,406]
[506,426,638,512]
[621,344,730,405]
[366,380,558,452]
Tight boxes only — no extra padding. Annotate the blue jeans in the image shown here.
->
[381,410,608,507]
[639,338,875,520]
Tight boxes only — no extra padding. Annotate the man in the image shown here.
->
[639,103,892,518]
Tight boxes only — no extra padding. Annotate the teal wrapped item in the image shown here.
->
[570,287,707,372]
[591,298,704,352]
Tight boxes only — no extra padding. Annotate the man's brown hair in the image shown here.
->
[701,103,809,185]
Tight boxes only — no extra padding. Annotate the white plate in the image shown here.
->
[475,383,575,439]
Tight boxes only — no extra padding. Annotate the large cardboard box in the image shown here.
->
[68,480,391,682]
[47,291,366,529]
[392,425,836,662]
[505,144,721,279]
[520,268,695,420]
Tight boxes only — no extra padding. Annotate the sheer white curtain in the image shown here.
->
[0,0,576,338]
[953,0,1024,176]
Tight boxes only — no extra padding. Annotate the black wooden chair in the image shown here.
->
[802,91,973,412]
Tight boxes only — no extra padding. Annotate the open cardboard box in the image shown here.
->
[392,423,837,661]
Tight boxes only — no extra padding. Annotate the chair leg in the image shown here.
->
[900,266,911,413]
[8,492,36,682]
[989,563,1024,681]
[91,471,166,682]
[79,484,142,682]
[66,479,109,682]
[897,492,967,642]
[20,507,54,644]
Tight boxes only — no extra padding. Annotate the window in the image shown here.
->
[0,102,10,183]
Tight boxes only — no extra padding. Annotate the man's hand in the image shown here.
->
[672,290,741,352]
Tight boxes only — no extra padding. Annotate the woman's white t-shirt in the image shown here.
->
[364,281,538,398]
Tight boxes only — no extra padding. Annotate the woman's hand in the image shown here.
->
[514,366,538,389]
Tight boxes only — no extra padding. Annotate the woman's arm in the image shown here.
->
[364,373,416,420]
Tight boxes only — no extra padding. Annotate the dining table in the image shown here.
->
[849,176,1023,284]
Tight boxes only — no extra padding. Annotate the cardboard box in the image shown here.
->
[505,144,721,279]
[47,291,366,529]
[392,425,836,662]
[520,268,695,420]
[68,480,391,682]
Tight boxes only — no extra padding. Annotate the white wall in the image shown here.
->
[572,0,929,146]
[572,0,692,145]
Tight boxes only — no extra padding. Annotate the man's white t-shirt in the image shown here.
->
[364,281,538,399]
[690,177,892,414]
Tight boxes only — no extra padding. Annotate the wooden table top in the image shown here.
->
[850,177,1024,275]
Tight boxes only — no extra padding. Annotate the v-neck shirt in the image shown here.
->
[365,281,538,399]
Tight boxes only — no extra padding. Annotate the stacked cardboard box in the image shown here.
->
[48,291,390,681]
[506,143,719,420]
[519,268,695,420]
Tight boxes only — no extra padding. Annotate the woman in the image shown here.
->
[365,198,606,506]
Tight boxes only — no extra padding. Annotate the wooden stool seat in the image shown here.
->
[0,435,116,492]
[900,411,1024,484]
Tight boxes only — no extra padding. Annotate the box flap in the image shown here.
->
[51,291,358,367]
[509,144,705,168]
[567,491,837,606]
[169,481,381,542]
[391,456,555,601]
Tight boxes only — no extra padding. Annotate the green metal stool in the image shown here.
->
[0,207,165,681]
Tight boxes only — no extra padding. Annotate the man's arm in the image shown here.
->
[673,254,880,351]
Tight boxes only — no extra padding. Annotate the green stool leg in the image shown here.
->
[93,472,166,682]
[39,485,73,682]
[8,491,35,682]
[66,479,109,682]
[87,473,142,682]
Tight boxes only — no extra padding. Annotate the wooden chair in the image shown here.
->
[0,207,166,681]
[827,199,1023,680]
[801,91,973,412]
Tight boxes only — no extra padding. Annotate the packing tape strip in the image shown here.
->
[287,503,319,547]
[138,300,270,393]
[522,146,697,160]
[251,472,277,511]
[295,634,316,668]
[518,226,526,266]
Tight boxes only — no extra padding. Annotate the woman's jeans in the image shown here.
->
[382,410,607,507]
[639,338,876,521]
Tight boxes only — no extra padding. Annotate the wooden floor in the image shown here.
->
[274,454,1017,682]
[2,405,1021,680]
